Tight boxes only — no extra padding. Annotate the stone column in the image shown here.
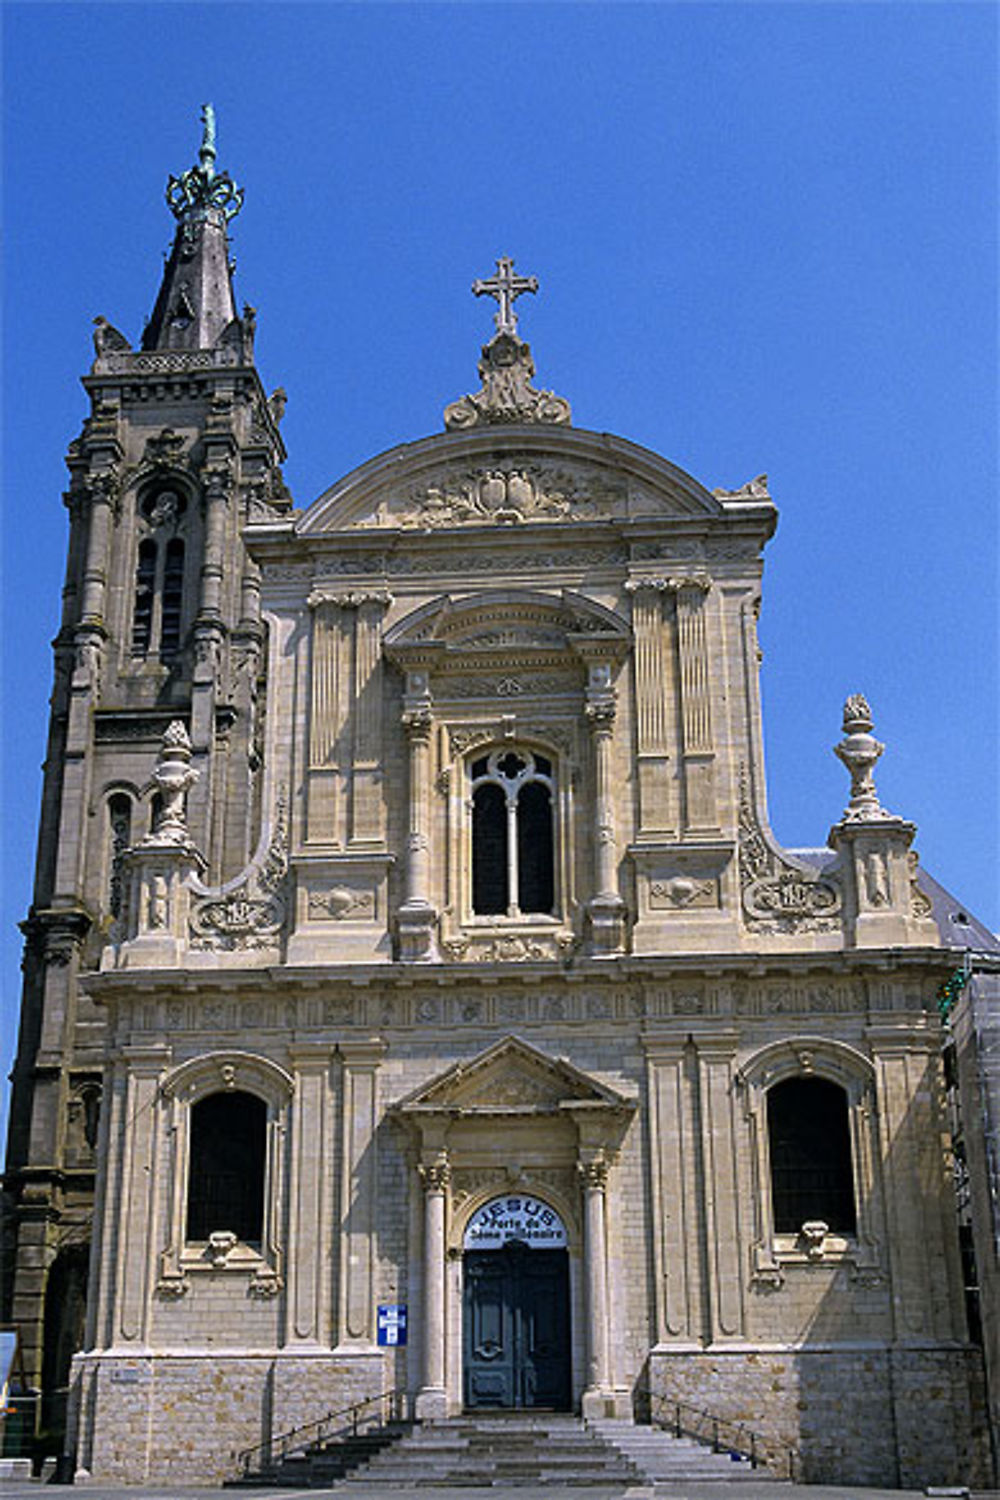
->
[398,672,438,962]
[306,596,347,844]
[78,471,117,631]
[584,667,625,955]
[579,1155,611,1417]
[674,575,718,834]
[190,464,231,864]
[643,1037,699,1344]
[695,1030,744,1342]
[113,1044,171,1346]
[194,456,229,621]
[627,579,677,839]
[349,593,390,846]
[286,1044,336,1346]
[415,1153,450,1420]
[337,1040,385,1347]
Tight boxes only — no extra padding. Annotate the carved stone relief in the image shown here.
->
[307,885,376,921]
[649,876,719,911]
[737,767,841,933]
[385,465,624,530]
[189,793,289,950]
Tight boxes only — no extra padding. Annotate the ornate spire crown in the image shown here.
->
[166,103,244,226]
[444,257,571,430]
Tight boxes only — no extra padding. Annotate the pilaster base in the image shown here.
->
[581,1386,632,1420]
[398,901,439,962]
[587,895,626,957]
[414,1386,449,1421]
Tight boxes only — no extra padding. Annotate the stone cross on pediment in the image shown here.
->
[472,257,539,335]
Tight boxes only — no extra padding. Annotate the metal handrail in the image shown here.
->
[235,1387,406,1477]
[649,1393,800,1481]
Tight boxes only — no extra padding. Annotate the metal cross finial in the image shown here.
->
[199,103,217,176]
[472,257,539,335]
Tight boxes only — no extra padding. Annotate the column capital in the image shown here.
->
[672,571,712,596]
[578,1156,609,1192]
[402,705,433,741]
[307,588,393,612]
[338,1037,387,1069]
[201,460,234,505]
[585,699,616,732]
[419,1153,451,1193]
[625,575,672,595]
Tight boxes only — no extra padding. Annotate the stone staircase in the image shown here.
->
[228,1423,410,1487]
[341,1413,639,1487]
[586,1416,767,1484]
[233,1410,775,1488]
[341,1411,766,1487]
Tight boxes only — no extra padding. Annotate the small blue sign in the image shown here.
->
[377,1303,408,1347]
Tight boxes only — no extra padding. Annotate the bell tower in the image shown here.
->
[2,107,289,1438]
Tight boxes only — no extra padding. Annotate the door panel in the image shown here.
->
[465,1255,515,1407]
[464,1246,570,1410]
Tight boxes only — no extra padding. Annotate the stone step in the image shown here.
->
[585,1416,769,1483]
[237,1410,777,1488]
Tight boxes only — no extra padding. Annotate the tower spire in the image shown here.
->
[142,105,247,354]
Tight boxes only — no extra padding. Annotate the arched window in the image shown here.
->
[131,487,189,659]
[107,793,132,919]
[767,1076,856,1234]
[186,1090,266,1244]
[470,749,555,917]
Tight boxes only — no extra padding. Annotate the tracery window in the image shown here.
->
[767,1075,857,1234]
[470,748,555,916]
[186,1090,266,1244]
[130,488,189,659]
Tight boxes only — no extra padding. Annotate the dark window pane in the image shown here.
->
[471,756,488,779]
[187,1091,266,1243]
[473,783,508,914]
[497,751,527,780]
[160,538,185,656]
[132,540,156,655]
[768,1076,856,1234]
[534,754,551,777]
[517,781,554,914]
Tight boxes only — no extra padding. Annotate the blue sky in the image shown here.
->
[2,2,997,1135]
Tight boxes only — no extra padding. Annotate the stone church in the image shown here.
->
[4,109,997,1488]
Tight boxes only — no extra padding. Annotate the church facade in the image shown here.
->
[4,112,995,1488]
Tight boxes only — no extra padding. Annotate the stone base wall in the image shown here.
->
[70,1350,389,1485]
[648,1344,991,1489]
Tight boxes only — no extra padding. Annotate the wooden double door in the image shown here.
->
[463,1244,571,1410]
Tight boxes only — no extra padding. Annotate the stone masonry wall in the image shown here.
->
[648,1344,990,1489]
[71,1351,390,1485]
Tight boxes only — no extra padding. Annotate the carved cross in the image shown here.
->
[472,257,539,335]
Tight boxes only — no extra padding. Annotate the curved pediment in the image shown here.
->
[384,588,630,663]
[298,426,734,536]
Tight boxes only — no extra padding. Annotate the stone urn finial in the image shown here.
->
[146,720,199,844]
[833,694,890,821]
